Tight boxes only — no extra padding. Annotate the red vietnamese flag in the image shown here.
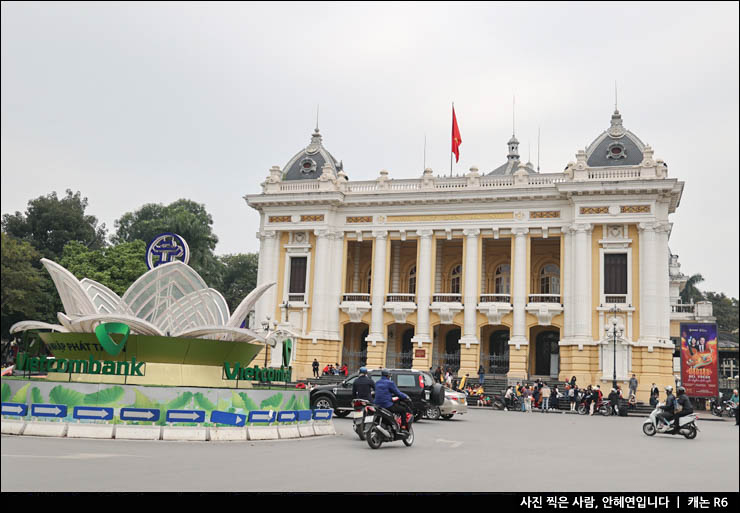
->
[451,105,462,163]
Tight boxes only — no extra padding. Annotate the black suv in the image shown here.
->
[310,368,445,420]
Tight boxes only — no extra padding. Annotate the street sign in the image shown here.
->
[1,403,28,416]
[296,410,313,422]
[120,407,160,422]
[277,411,298,423]
[30,404,67,418]
[248,410,276,423]
[312,409,333,421]
[73,407,114,421]
[165,410,205,423]
[210,410,246,427]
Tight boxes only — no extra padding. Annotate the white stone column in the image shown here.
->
[255,230,279,330]
[461,229,480,347]
[310,229,331,339]
[326,231,343,341]
[412,230,434,345]
[573,223,593,345]
[367,230,388,344]
[655,223,671,344]
[561,226,574,342]
[510,227,528,348]
[639,223,658,345]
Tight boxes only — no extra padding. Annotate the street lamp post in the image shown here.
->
[604,306,624,391]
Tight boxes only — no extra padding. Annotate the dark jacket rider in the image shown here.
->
[375,369,410,430]
[671,387,694,433]
[352,367,375,401]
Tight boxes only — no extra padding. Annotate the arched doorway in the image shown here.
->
[487,329,510,374]
[341,323,368,372]
[534,329,560,377]
[386,324,414,369]
[443,328,461,372]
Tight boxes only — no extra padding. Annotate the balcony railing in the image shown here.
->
[479,294,511,304]
[385,293,416,303]
[604,295,628,304]
[288,293,306,303]
[528,294,562,304]
[342,293,371,302]
[432,293,462,303]
[671,303,695,314]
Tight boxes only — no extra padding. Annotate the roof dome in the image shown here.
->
[282,128,343,181]
[585,109,646,167]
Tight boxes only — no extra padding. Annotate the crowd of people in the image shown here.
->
[312,359,348,377]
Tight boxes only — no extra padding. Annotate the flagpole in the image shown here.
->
[450,102,454,177]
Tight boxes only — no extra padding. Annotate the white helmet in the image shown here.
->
[665,385,673,393]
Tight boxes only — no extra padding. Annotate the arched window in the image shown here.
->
[450,264,462,294]
[539,264,560,295]
[408,266,416,295]
[494,264,511,294]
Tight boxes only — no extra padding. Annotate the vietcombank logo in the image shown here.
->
[17,322,145,376]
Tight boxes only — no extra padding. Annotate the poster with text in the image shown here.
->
[680,323,719,397]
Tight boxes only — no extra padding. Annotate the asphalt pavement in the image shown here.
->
[1,409,738,492]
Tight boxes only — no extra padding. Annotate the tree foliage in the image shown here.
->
[218,253,259,312]
[1,190,107,259]
[680,273,705,304]
[1,233,45,338]
[112,199,220,286]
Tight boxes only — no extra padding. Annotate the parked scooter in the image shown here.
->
[710,398,735,418]
[365,397,415,449]
[642,403,699,439]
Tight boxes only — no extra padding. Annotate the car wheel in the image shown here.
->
[312,396,335,411]
[430,383,445,406]
[426,407,441,420]
[441,414,454,420]
[642,423,656,436]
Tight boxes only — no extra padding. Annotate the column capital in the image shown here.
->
[418,229,434,239]
[654,222,672,234]
[571,223,593,234]
[638,222,657,232]
[463,228,480,238]
[314,228,330,238]
[372,230,388,240]
[259,230,278,240]
[512,227,529,236]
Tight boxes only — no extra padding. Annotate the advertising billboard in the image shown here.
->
[679,323,719,397]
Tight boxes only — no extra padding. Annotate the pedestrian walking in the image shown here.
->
[541,383,551,412]
[629,374,638,399]
[569,385,577,411]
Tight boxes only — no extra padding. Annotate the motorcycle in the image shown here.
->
[710,398,734,418]
[642,403,699,439]
[351,398,373,441]
[577,398,610,416]
[365,397,415,449]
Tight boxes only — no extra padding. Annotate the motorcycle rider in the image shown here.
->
[669,386,694,434]
[375,368,411,432]
[656,385,676,430]
[352,367,375,401]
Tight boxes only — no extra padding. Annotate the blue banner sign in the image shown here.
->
[1,402,28,416]
[30,404,67,418]
[166,410,205,423]
[248,410,276,424]
[210,410,246,427]
[73,407,114,421]
[312,409,333,421]
[296,410,313,422]
[120,407,160,422]
[277,410,298,423]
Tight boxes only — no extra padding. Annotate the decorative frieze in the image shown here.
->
[346,216,373,224]
[268,215,292,223]
[530,210,560,219]
[620,205,651,214]
[580,206,609,215]
[301,214,324,222]
[386,213,513,223]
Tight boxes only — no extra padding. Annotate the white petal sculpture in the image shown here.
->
[10,258,275,343]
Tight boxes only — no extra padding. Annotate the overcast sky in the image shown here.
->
[2,2,738,297]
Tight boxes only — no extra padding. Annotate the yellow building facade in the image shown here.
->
[246,110,707,403]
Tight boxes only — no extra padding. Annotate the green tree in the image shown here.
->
[704,291,739,343]
[2,190,107,259]
[112,199,221,286]
[1,233,45,339]
[218,253,259,312]
[59,240,148,296]
[680,273,705,304]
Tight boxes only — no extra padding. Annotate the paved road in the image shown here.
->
[2,410,738,492]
